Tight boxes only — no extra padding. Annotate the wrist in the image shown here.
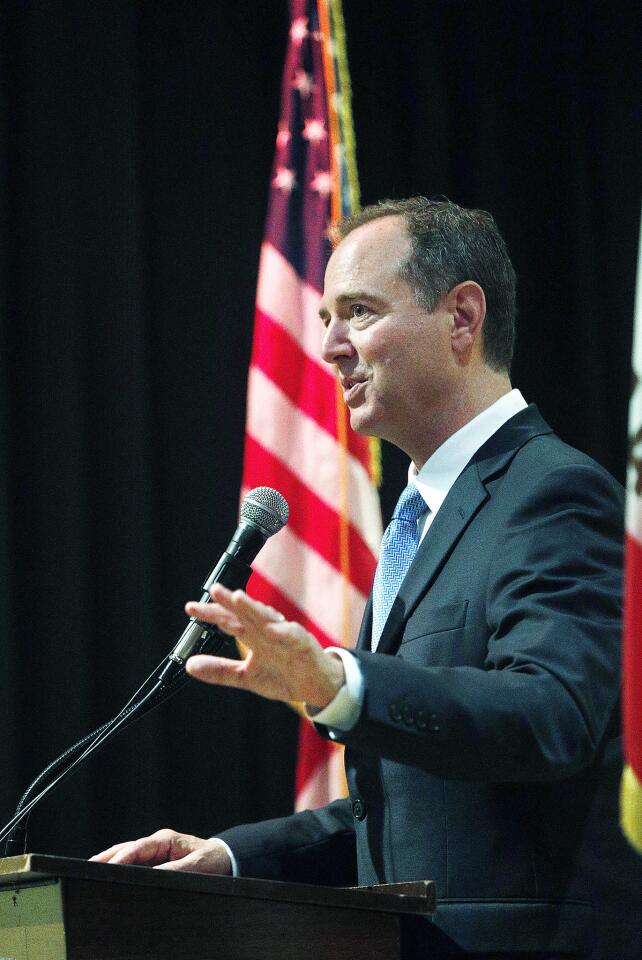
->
[308,650,346,711]
[304,647,364,731]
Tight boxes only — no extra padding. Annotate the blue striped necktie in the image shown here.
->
[371,484,426,651]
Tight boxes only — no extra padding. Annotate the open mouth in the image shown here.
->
[343,380,367,405]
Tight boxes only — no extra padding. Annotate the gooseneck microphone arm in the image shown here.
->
[1,486,289,856]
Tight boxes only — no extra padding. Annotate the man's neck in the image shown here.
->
[408,371,513,469]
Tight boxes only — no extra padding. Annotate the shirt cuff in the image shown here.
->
[303,647,364,733]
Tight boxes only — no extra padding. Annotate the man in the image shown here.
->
[93,200,634,958]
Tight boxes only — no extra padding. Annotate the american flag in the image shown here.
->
[240,0,382,811]
[621,214,642,853]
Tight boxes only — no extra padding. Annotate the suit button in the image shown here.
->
[416,710,427,730]
[352,799,367,821]
[428,713,441,733]
[402,705,415,726]
[389,702,402,722]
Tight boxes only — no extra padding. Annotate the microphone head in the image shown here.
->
[241,487,289,537]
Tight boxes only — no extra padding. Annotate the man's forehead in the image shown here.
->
[334,214,409,259]
[322,215,410,296]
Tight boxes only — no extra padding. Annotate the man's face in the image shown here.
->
[319,216,459,461]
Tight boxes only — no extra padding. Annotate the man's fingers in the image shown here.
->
[91,836,165,866]
[186,654,250,687]
[185,600,245,636]
[229,590,287,630]
[90,829,184,866]
[154,856,198,872]
[153,844,231,875]
[186,588,289,650]
[89,842,131,863]
[210,585,286,632]
[107,844,149,865]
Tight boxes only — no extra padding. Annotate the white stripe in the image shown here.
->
[626,208,642,539]
[246,366,382,555]
[248,525,367,645]
[625,493,642,543]
[295,745,346,812]
[256,242,327,365]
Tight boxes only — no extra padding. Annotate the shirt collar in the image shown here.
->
[409,389,528,515]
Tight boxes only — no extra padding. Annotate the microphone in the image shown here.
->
[158,486,288,685]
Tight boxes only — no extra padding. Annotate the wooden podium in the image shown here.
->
[0,854,435,960]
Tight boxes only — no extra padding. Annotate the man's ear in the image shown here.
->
[448,281,486,361]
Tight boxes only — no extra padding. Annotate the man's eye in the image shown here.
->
[350,304,368,319]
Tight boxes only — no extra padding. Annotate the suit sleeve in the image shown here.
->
[325,461,624,782]
[216,797,357,885]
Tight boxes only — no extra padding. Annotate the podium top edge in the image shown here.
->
[0,854,435,916]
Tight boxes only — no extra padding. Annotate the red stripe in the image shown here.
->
[243,434,377,597]
[295,719,338,797]
[623,531,642,779]
[246,568,337,649]
[250,306,373,474]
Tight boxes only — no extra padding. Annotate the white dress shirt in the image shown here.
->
[308,389,528,732]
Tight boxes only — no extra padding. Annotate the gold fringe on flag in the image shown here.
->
[620,764,642,853]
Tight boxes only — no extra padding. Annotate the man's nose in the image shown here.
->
[321,319,355,365]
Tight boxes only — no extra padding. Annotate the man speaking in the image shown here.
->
[93,199,632,959]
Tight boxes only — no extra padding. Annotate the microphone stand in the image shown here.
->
[1,624,236,856]
[1,485,288,857]
[1,680,164,853]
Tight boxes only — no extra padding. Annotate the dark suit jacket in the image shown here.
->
[220,407,641,957]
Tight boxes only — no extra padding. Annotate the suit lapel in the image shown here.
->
[356,595,373,651]
[373,405,553,656]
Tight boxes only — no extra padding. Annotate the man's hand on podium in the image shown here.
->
[90,830,232,873]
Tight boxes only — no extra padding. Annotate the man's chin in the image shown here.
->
[348,409,382,438]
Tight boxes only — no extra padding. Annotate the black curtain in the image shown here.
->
[0,1,639,859]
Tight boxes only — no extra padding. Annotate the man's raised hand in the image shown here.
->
[185,584,345,710]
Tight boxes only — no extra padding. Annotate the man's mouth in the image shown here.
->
[341,378,368,405]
